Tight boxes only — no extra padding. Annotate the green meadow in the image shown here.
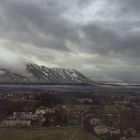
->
[0,128,101,140]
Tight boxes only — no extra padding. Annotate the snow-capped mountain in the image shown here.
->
[0,64,92,85]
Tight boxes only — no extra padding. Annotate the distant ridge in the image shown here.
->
[0,63,92,85]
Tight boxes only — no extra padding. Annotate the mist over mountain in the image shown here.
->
[0,63,92,85]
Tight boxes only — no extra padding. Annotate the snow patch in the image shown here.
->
[42,71,48,76]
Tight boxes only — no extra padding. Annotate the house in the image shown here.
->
[94,125,110,135]
[90,118,101,126]
[0,119,31,127]
[76,98,93,104]
[109,127,120,136]
[94,125,120,136]
[36,109,46,115]
[35,106,56,115]
[0,112,36,127]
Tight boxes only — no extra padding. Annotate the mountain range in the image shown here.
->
[0,64,92,85]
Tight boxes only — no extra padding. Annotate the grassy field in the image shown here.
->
[0,128,101,140]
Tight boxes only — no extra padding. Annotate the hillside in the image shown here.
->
[0,64,92,85]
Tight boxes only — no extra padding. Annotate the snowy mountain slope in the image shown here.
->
[0,64,92,85]
[26,64,92,84]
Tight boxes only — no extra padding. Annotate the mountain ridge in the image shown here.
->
[0,63,92,85]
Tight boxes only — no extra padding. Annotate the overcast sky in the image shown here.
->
[0,0,140,82]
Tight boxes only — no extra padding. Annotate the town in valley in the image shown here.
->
[0,84,140,140]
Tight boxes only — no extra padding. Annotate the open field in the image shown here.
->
[0,128,101,140]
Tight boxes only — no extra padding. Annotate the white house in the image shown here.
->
[94,126,120,136]
[0,119,31,127]
[109,128,120,136]
[94,126,110,135]
[90,118,101,126]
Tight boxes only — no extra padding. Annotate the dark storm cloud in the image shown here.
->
[78,0,93,8]
[0,0,140,82]
[116,0,140,13]
[82,23,140,58]
[0,0,79,51]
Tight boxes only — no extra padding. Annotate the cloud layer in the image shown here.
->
[0,0,140,82]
